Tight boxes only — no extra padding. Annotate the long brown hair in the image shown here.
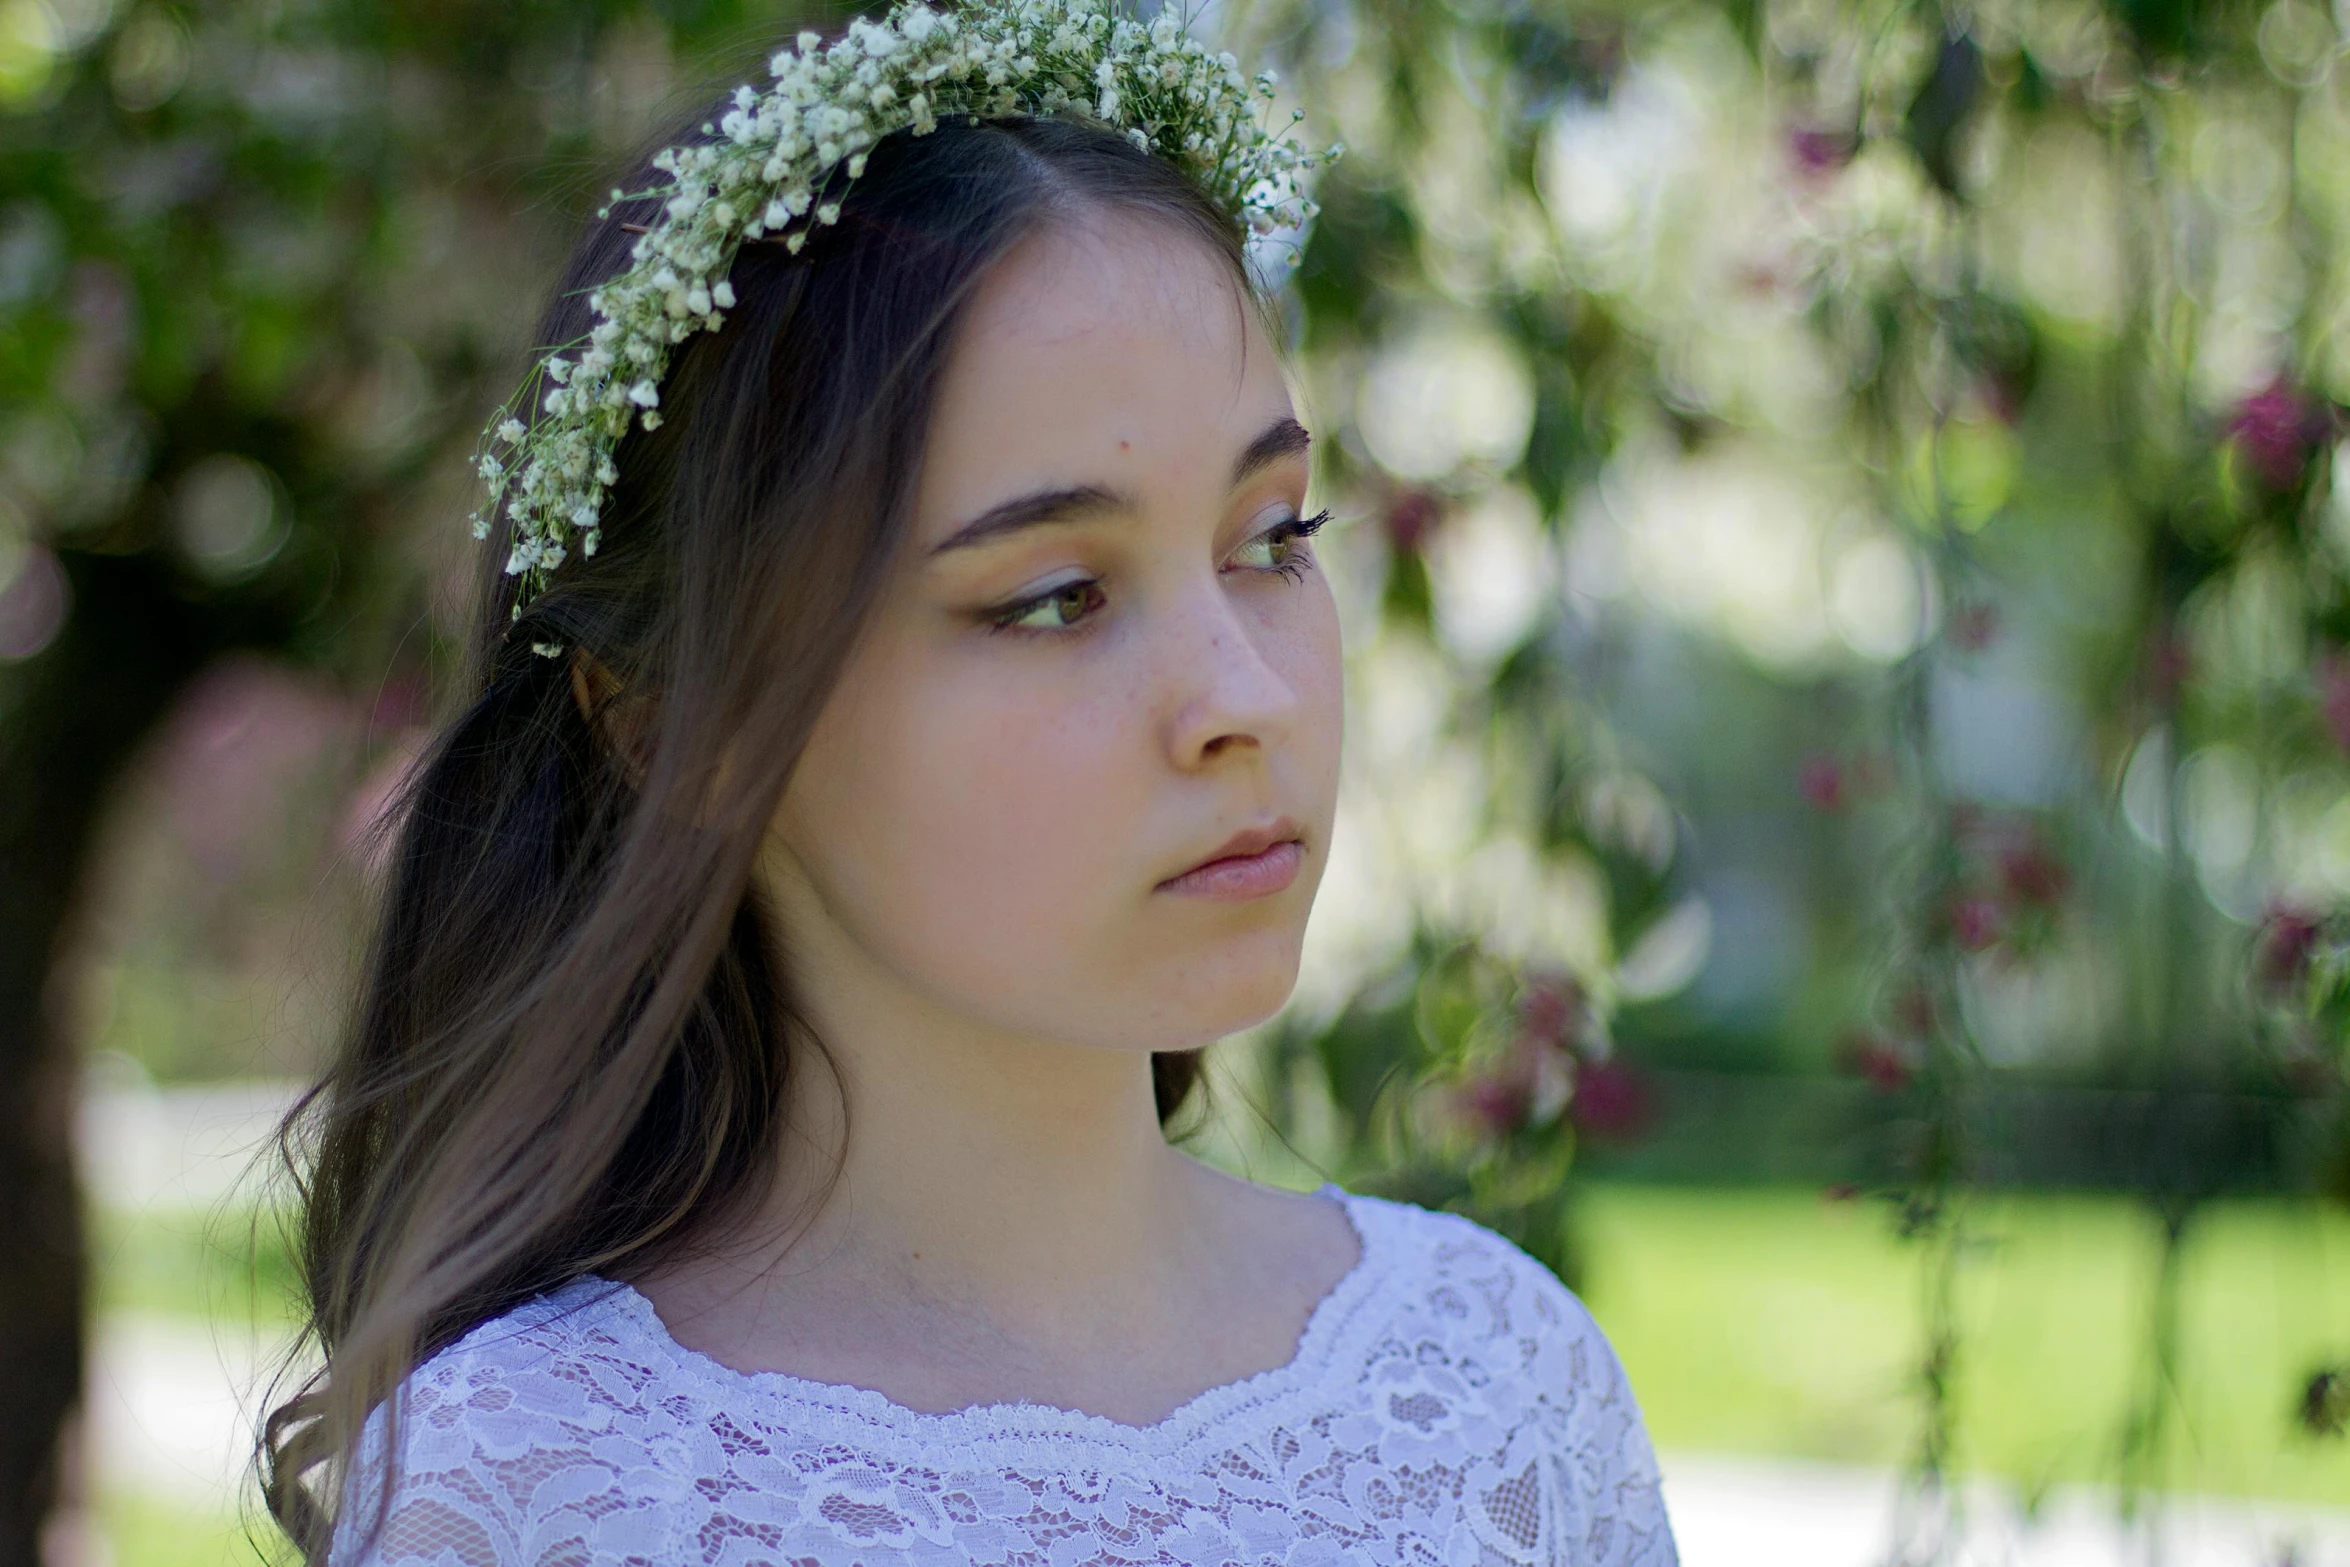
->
[261,74,1266,1560]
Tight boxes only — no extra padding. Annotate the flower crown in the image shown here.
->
[469,0,1341,653]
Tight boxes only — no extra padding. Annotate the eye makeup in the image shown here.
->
[979,506,1330,638]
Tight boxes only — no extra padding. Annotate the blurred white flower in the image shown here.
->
[1612,443,1840,669]
[1355,322,1534,481]
[1616,896,1712,1003]
[1426,486,1554,666]
[1828,532,1939,662]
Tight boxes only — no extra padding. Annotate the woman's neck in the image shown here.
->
[623,864,1358,1423]
[774,992,1203,1331]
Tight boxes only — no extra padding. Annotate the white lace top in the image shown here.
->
[336,1187,1678,1566]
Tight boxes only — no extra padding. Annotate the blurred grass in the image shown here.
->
[87,1183,2350,1566]
[90,1203,303,1329]
[1579,1185,2350,1506]
[100,1494,275,1567]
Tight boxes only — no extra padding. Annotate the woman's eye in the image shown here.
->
[990,577,1107,634]
[984,509,1328,636]
[1230,507,1331,576]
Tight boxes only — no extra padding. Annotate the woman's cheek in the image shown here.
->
[1283,582,1346,798]
[887,672,1142,923]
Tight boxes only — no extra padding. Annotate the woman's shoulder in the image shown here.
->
[1341,1187,1606,1341]
[1330,1189,1676,1562]
[335,1280,687,1564]
[1336,1188,1653,1423]
[397,1276,647,1416]
[357,1278,651,1478]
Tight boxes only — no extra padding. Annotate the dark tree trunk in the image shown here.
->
[0,550,206,1566]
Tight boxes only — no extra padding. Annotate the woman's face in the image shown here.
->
[762,208,1342,1055]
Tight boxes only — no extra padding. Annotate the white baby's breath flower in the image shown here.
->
[478,0,1342,633]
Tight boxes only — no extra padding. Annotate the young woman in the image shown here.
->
[264,6,1677,1563]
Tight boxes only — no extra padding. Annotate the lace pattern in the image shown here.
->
[333,1189,1678,1566]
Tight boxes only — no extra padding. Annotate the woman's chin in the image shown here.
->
[1168,947,1307,1041]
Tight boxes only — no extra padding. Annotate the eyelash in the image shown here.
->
[984,507,1331,637]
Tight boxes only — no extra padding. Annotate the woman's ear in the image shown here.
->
[568,647,656,785]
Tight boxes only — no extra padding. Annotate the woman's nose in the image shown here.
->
[1161,577,1302,768]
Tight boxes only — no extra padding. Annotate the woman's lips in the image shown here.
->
[1155,837,1305,901]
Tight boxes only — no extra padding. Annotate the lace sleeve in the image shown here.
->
[326,1301,660,1567]
[1539,1268,1680,1567]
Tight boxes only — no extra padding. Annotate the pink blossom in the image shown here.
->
[1569,1058,1655,1139]
[1998,837,2068,910]
[1892,985,1936,1039]
[1800,757,1847,812]
[1382,488,1441,555]
[1459,1069,1533,1138]
[1978,371,2028,426]
[1515,973,1582,1050]
[2226,375,2334,490]
[2255,906,2323,995]
[1947,603,1999,652]
[1787,125,1855,178]
[1948,894,2003,952]
[1838,1030,1915,1093]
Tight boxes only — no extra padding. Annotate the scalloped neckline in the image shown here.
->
[574,1183,1386,1458]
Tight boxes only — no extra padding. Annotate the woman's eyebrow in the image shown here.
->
[1229,415,1311,489]
[929,484,1125,556]
[928,415,1312,557]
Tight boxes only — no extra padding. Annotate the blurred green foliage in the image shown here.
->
[11,0,2350,1549]
[1210,0,2350,1525]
